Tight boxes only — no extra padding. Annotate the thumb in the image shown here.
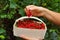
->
[20,35,39,40]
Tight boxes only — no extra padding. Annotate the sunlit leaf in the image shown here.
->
[3,4,9,10]
[0,35,5,39]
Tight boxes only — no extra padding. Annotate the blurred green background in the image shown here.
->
[0,0,60,40]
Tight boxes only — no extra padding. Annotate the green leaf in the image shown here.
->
[10,2,17,8]
[50,31,58,40]
[42,3,47,6]
[54,0,59,2]
[19,8,25,16]
[7,14,13,19]
[3,4,9,10]
[0,28,6,34]
[0,35,5,39]
[0,15,7,18]
[49,29,55,32]
[9,0,18,2]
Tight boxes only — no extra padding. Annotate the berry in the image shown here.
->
[16,19,45,29]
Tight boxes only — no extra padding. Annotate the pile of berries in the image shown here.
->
[16,19,45,29]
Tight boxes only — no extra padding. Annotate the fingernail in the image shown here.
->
[29,8,32,10]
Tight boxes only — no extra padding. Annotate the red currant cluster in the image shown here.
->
[17,19,45,29]
[26,9,32,17]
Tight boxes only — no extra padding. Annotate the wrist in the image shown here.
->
[38,7,50,17]
[43,8,51,17]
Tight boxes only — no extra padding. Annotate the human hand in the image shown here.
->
[20,35,42,40]
[25,5,48,17]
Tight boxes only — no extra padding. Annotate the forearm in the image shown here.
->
[43,9,60,25]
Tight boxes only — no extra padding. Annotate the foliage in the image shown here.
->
[0,0,60,40]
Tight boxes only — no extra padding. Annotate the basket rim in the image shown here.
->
[13,16,47,30]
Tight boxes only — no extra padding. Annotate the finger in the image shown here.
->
[20,35,31,40]
[24,8,29,15]
[20,35,42,40]
[24,8,26,12]
[24,8,27,13]
[24,9,37,16]
[26,5,35,10]
[26,5,34,9]
[20,35,39,40]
